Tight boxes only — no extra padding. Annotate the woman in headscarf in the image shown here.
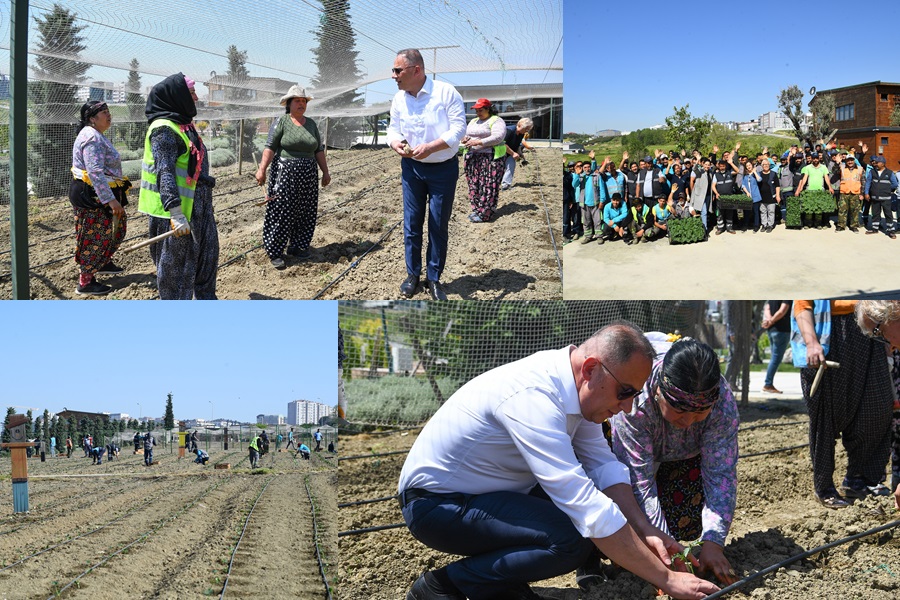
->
[254,85,330,270]
[608,334,740,586]
[138,72,218,299]
[68,100,130,295]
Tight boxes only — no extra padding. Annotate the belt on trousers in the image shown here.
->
[398,487,431,508]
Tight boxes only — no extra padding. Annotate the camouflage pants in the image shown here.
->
[837,194,861,229]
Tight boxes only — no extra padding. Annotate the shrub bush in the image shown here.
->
[668,215,705,244]
[208,148,236,168]
[799,189,836,213]
[786,196,802,227]
[346,375,462,424]
[121,159,142,181]
[118,148,143,161]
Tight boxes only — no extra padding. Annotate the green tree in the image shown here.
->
[42,409,50,441]
[26,410,34,439]
[665,105,713,154]
[124,57,147,151]
[891,105,900,127]
[2,407,15,445]
[164,393,175,430]
[310,0,363,148]
[778,85,837,149]
[224,45,257,160]
[29,3,90,197]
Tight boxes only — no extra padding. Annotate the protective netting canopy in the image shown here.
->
[0,0,562,122]
[339,301,710,425]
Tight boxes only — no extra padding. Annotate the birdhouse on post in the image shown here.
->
[1,414,33,512]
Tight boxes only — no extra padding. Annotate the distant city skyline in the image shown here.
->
[563,0,900,134]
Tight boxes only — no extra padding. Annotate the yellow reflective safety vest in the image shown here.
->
[463,116,507,159]
[249,436,260,452]
[138,119,198,221]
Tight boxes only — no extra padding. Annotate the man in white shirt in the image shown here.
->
[386,48,466,301]
[398,322,720,600]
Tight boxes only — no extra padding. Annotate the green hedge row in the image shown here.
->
[668,215,705,244]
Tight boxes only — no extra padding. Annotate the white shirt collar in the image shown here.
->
[408,76,433,99]
[558,345,581,416]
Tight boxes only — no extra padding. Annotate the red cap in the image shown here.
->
[472,98,492,109]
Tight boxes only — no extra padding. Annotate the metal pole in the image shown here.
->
[10,0,30,299]
[238,119,244,175]
[548,98,554,148]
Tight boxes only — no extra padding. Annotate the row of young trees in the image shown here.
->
[26,0,365,198]
[0,393,177,449]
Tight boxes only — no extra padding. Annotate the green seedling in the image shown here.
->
[671,539,704,574]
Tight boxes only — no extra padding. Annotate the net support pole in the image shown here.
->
[324,117,329,151]
[238,119,244,175]
[9,0,30,299]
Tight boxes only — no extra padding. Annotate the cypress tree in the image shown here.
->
[310,0,363,148]
[30,4,90,197]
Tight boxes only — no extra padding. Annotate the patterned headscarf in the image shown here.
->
[656,336,720,413]
[658,373,719,413]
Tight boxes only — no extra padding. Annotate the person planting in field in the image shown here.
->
[66,437,73,459]
[607,335,740,588]
[855,300,900,511]
[143,432,157,467]
[194,448,210,465]
[297,443,311,460]
[190,430,199,453]
[139,73,219,299]
[285,427,296,451]
[397,322,719,600]
[133,431,141,454]
[249,433,261,469]
[106,443,119,460]
[314,428,323,451]
[90,445,106,465]
[793,300,893,508]
[260,430,270,455]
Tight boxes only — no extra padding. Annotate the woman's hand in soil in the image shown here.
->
[698,541,738,585]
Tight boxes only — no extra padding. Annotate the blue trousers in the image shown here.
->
[401,157,458,282]
[765,330,789,386]
[400,488,592,599]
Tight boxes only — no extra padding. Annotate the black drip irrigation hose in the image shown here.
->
[339,494,398,508]
[45,476,228,600]
[337,449,410,462]
[738,420,808,433]
[0,478,183,574]
[739,443,808,459]
[531,152,563,286]
[339,522,406,537]
[219,474,277,599]
[305,477,334,600]
[311,220,401,299]
[704,518,900,599]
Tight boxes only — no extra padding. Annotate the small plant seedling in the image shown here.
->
[671,539,704,574]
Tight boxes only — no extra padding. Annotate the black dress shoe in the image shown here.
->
[406,572,465,600]
[400,275,420,298]
[426,279,447,300]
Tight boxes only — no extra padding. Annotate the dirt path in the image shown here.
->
[0,445,337,599]
[563,222,900,299]
[0,147,561,300]
[338,397,900,599]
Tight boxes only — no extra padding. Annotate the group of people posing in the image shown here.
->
[68,48,535,301]
[562,141,899,246]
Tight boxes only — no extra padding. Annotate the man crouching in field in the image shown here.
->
[397,321,720,600]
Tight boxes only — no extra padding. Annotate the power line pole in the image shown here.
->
[418,45,460,81]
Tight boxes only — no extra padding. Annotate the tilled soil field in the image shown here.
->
[338,399,900,599]
[0,147,562,300]
[0,445,337,599]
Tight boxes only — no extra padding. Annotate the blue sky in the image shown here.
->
[564,0,900,134]
[0,301,337,424]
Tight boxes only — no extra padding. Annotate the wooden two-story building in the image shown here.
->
[814,81,900,166]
